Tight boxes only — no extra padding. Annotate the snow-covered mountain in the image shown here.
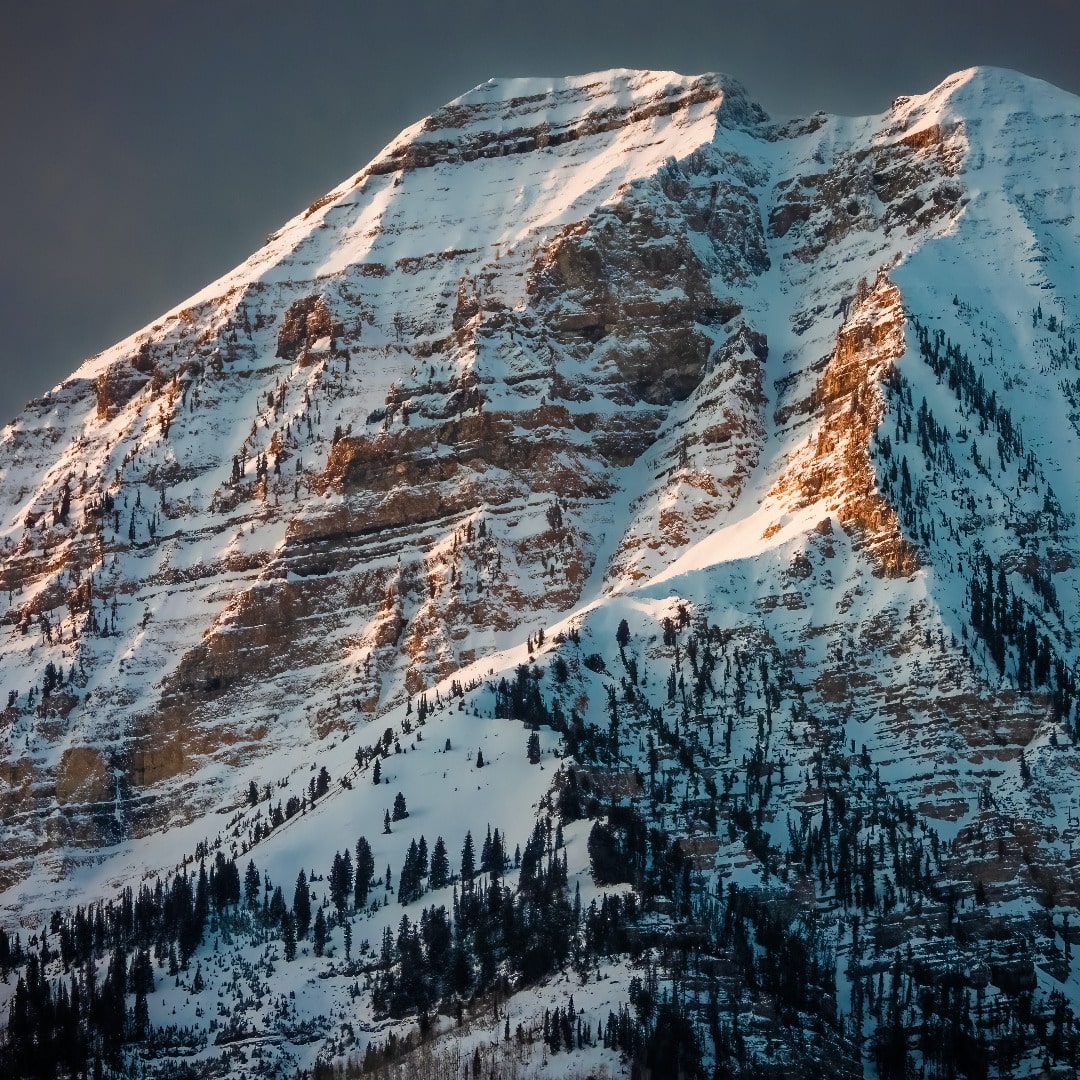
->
[2,65,1080,1078]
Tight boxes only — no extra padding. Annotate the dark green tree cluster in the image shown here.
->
[370,817,572,1019]
[397,837,428,906]
[0,851,241,1078]
[493,663,551,728]
[968,553,1077,716]
[912,321,1026,463]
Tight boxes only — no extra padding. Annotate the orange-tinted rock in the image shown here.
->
[55,746,113,805]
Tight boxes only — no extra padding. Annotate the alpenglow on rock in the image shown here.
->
[1,66,1080,1078]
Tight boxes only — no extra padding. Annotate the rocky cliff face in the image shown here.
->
[0,71,768,872]
[2,65,1080,1078]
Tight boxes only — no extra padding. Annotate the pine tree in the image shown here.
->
[392,791,409,821]
[130,949,154,995]
[293,870,311,939]
[430,837,451,889]
[282,910,297,961]
[355,837,375,908]
[132,988,150,1041]
[313,908,327,957]
[268,885,287,927]
[244,860,260,909]
[460,831,476,882]
[399,840,423,905]
[372,759,381,785]
[330,850,353,912]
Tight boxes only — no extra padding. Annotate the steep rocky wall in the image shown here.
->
[769,273,919,577]
[2,69,1076,949]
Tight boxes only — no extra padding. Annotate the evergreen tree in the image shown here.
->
[132,988,150,1042]
[268,885,287,927]
[313,908,327,957]
[399,840,424,905]
[196,861,210,923]
[460,831,476,883]
[211,851,241,910]
[430,836,451,889]
[355,836,375,908]
[129,949,154,996]
[244,860,260,909]
[392,791,409,821]
[282,910,297,961]
[293,870,311,939]
[372,758,381,785]
[330,850,353,912]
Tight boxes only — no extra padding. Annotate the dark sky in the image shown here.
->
[2,0,1078,422]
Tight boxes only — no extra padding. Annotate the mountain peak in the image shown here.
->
[2,63,1080,1080]
[360,68,761,179]
[890,63,1079,129]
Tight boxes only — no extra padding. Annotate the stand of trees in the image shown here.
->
[0,852,240,1077]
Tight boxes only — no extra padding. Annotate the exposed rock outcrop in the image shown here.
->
[769,272,919,576]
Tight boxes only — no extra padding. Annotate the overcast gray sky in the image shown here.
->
[2,0,1078,422]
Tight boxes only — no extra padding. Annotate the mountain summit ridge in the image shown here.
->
[2,66,1080,1078]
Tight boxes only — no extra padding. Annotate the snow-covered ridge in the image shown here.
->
[373,69,754,165]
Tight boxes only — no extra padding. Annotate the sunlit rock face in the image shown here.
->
[0,70,776,869]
